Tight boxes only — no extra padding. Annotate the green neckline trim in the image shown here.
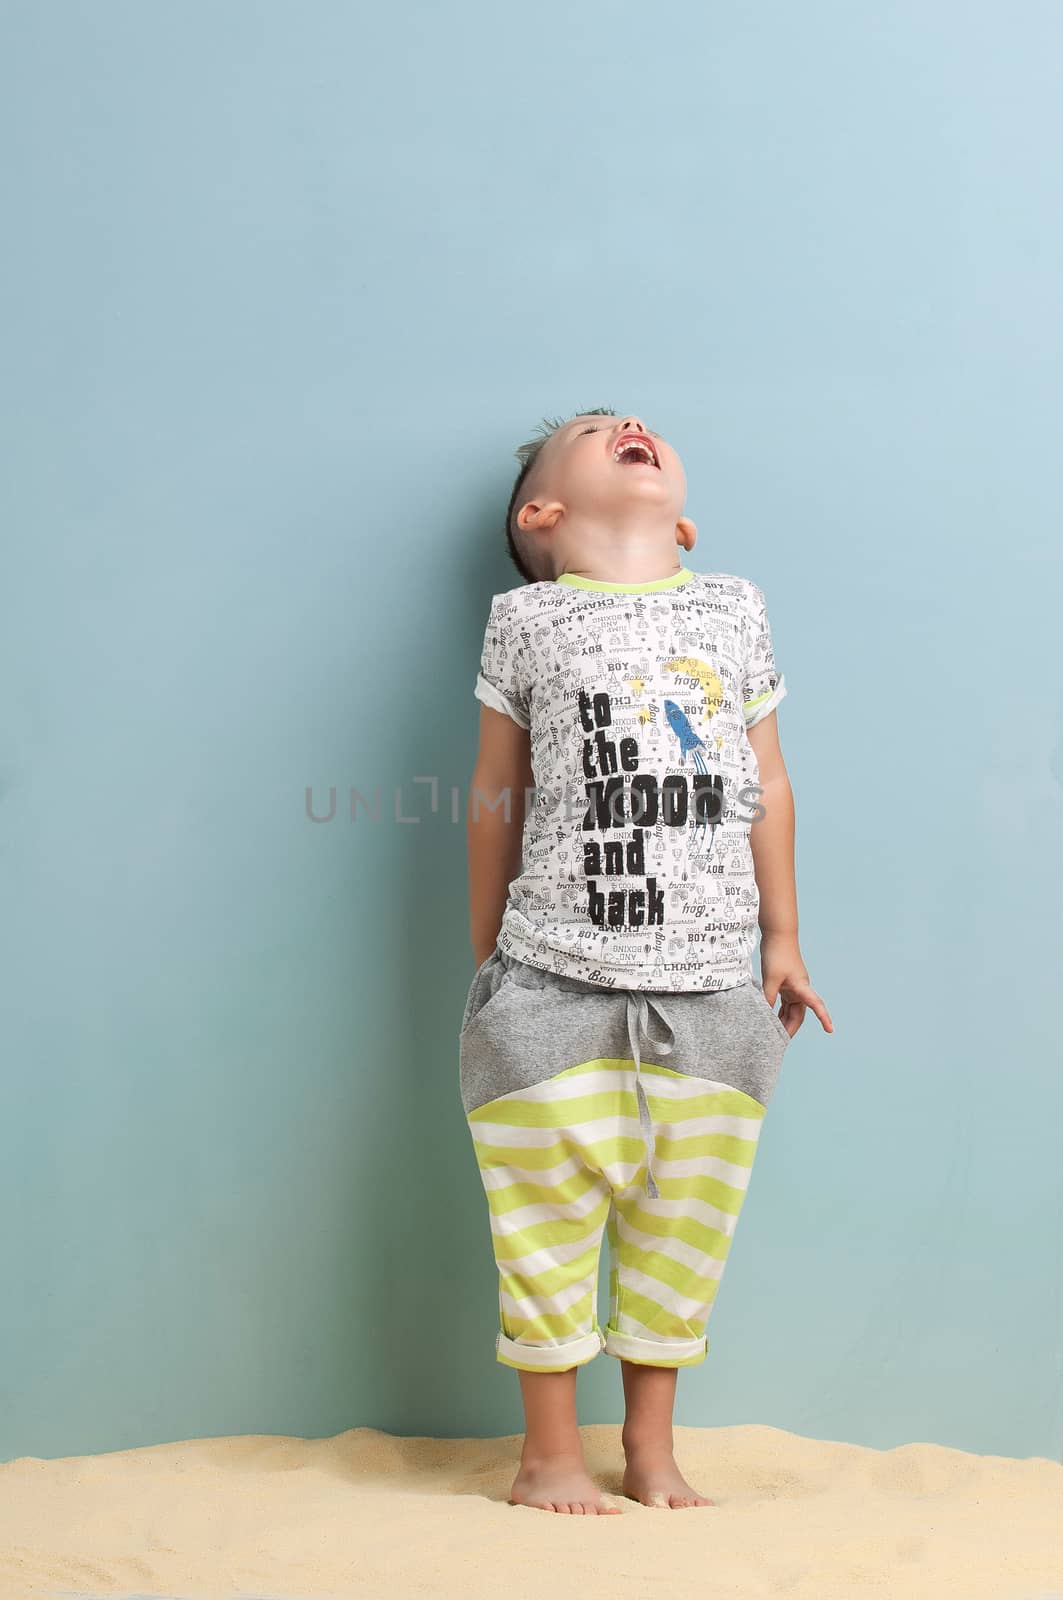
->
[554,566,696,594]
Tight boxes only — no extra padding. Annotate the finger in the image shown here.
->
[799,991,833,1032]
[779,1000,806,1037]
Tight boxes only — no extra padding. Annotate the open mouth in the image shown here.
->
[613,437,660,469]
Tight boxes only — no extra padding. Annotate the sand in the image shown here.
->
[1,1422,1061,1600]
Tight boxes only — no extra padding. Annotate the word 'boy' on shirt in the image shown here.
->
[579,689,723,929]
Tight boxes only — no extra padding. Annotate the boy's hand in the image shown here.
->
[760,932,834,1039]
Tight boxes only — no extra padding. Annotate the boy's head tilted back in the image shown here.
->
[504,407,698,585]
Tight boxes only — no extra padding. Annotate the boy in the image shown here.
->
[460,408,832,1514]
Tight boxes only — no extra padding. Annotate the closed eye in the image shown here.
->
[579,425,660,438]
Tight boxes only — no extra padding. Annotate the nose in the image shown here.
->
[619,417,647,434]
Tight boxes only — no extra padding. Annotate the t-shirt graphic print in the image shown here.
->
[473,566,787,992]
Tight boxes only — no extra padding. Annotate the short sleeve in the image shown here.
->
[474,593,531,729]
[741,581,788,729]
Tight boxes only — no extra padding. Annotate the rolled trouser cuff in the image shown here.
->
[602,1325,707,1367]
[496,1327,605,1371]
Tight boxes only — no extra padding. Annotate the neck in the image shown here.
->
[553,565,695,595]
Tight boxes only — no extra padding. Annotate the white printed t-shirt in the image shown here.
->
[473,565,788,992]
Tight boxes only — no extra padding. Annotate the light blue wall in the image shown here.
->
[2,0,1061,1464]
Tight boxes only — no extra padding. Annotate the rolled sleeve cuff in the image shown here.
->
[743,673,787,729]
[475,671,530,729]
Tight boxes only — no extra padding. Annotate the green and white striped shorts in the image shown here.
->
[458,949,791,1373]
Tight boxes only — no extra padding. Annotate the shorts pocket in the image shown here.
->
[754,982,791,1047]
[460,951,511,1037]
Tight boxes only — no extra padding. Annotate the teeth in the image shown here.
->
[614,439,657,465]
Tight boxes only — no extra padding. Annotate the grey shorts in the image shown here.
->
[458,948,791,1372]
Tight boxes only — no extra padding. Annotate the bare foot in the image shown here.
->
[510,1452,623,1514]
[622,1447,716,1509]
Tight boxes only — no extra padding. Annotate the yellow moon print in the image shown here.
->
[664,657,724,724]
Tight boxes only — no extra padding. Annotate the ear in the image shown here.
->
[675,516,697,553]
[516,500,565,534]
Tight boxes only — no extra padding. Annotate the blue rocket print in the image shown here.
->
[664,699,717,859]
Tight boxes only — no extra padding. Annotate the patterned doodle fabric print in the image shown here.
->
[473,568,787,993]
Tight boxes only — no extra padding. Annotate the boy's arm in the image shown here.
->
[747,711,833,1035]
[747,711,797,942]
[467,704,534,967]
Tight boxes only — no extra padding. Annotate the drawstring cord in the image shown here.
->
[623,992,675,1199]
